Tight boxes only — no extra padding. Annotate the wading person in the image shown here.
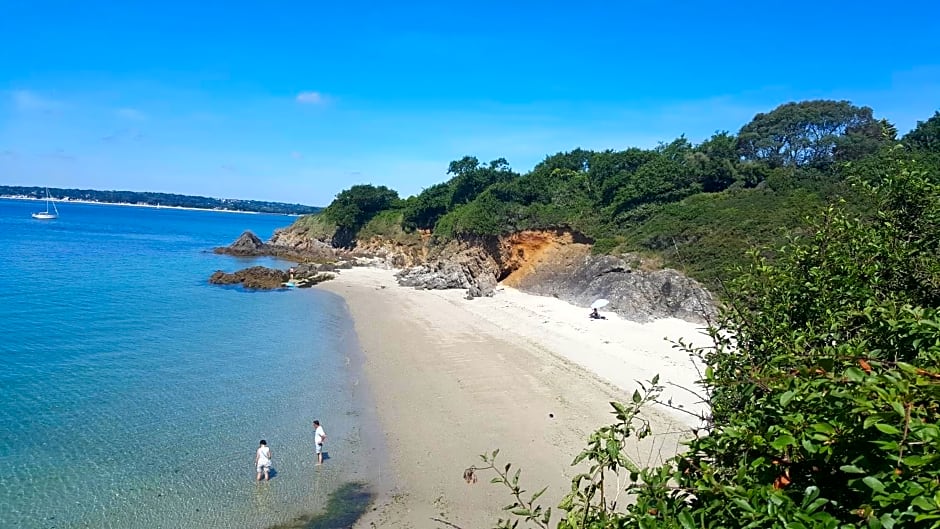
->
[255,440,273,481]
[313,420,327,465]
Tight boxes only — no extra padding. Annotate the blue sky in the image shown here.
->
[1,1,938,206]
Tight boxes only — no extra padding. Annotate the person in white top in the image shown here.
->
[255,440,273,481]
[313,420,327,465]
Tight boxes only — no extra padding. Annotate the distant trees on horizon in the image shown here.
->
[0,185,321,215]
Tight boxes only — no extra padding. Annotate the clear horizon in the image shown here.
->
[1,1,938,205]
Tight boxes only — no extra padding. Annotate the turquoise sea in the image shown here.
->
[0,199,379,529]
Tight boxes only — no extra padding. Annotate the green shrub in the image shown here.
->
[357,209,422,247]
[471,157,940,529]
[590,237,622,255]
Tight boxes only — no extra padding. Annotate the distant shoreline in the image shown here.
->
[0,195,299,216]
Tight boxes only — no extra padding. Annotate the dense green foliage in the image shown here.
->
[311,100,938,289]
[637,160,940,529]
[320,184,400,246]
[473,154,940,528]
[736,100,890,168]
[904,111,940,153]
[0,185,320,214]
[399,156,519,231]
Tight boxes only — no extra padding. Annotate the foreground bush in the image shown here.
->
[471,157,940,528]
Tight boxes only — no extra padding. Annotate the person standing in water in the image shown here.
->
[313,420,327,465]
[255,440,273,481]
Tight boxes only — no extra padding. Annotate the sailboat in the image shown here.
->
[31,188,59,220]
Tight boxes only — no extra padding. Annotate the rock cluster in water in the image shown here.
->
[208,266,335,290]
[213,230,336,262]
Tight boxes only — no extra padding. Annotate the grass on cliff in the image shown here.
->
[617,187,824,289]
[601,177,866,290]
[286,213,337,240]
[357,209,423,247]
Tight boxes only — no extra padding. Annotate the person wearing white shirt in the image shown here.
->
[313,420,327,465]
[255,440,273,481]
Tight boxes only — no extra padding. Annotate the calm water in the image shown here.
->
[0,200,376,529]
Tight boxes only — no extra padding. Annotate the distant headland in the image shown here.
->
[0,185,322,215]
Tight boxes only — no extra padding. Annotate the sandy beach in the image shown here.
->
[319,267,712,529]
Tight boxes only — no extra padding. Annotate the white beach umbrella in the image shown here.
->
[590,299,610,309]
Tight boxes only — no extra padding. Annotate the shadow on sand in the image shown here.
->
[264,482,373,529]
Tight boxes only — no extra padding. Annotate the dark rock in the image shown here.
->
[209,266,288,290]
[214,230,342,262]
[214,231,268,256]
[513,254,715,323]
[396,245,497,298]
[209,265,337,290]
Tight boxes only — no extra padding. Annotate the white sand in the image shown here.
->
[319,267,713,529]
[346,267,711,427]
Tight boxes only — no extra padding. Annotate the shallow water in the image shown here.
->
[0,200,377,528]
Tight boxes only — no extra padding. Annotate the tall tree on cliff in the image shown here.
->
[904,111,940,153]
[737,100,885,169]
[448,156,518,206]
[322,184,400,246]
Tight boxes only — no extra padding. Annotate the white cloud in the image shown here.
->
[116,107,146,120]
[296,91,326,104]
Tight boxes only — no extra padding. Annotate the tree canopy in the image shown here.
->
[737,100,884,168]
[321,184,399,245]
[904,111,940,152]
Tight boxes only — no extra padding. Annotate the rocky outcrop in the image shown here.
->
[214,231,267,256]
[513,252,715,323]
[267,227,337,259]
[352,236,429,268]
[394,229,715,322]
[209,266,290,290]
[395,242,499,299]
[215,230,338,262]
[209,265,336,290]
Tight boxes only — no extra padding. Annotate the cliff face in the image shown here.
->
[505,244,715,323]
[393,229,715,323]
[229,218,716,323]
[352,234,430,268]
[267,226,337,259]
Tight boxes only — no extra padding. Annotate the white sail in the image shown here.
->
[32,188,59,220]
